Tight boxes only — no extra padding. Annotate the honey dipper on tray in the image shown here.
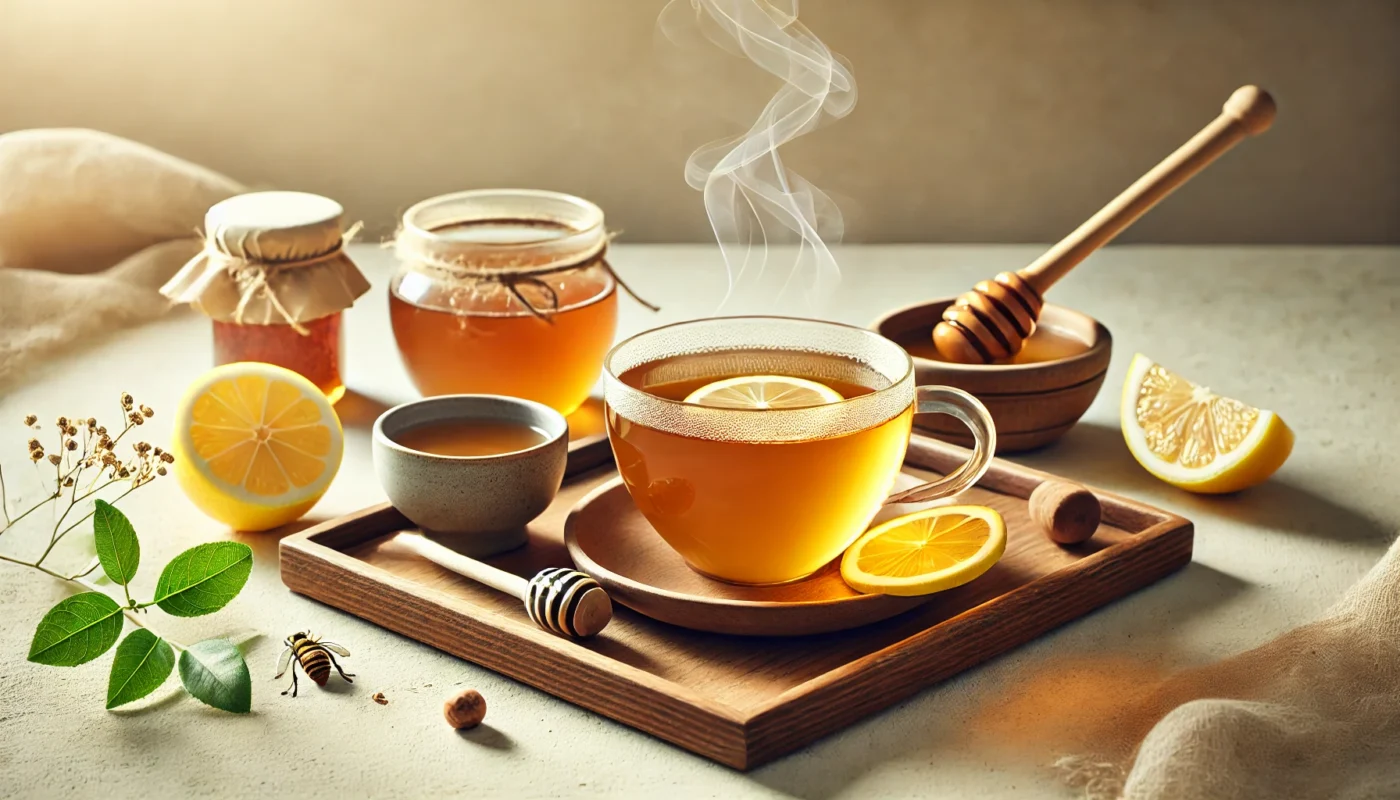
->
[396,534,613,639]
[934,85,1276,364]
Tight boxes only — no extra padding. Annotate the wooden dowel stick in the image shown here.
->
[933,85,1276,365]
[1020,85,1276,295]
[396,534,530,599]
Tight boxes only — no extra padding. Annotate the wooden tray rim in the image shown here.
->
[279,434,1192,767]
[284,437,1185,713]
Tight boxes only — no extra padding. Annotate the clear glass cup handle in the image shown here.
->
[884,386,996,505]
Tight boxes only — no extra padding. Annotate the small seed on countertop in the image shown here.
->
[444,688,486,730]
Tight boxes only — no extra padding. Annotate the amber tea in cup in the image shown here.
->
[604,317,996,586]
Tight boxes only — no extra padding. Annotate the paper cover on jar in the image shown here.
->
[160,191,370,331]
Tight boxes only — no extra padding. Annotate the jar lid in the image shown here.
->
[206,191,346,262]
[160,191,370,328]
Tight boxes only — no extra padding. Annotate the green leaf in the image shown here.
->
[27,592,123,666]
[106,629,174,709]
[178,639,251,713]
[153,542,253,617]
[93,500,140,586]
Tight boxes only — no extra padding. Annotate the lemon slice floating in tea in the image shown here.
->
[683,375,843,409]
[841,506,1006,596]
[1121,353,1293,494]
[172,362,343,531]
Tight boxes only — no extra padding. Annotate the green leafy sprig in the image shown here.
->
[26,501,254,711]
[2,398,255,712]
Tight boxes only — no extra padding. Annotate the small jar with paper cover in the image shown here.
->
[390,189,655,417]
[161,192,370,403]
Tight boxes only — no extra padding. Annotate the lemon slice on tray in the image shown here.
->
[841,506,1006,596]
[1121,353,1293,494]
[684,375,843,409]
[172,362,343,531]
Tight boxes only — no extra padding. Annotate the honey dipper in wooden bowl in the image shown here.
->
[934,85,1276,365]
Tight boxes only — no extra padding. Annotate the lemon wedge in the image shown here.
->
[172,362,343,531]
[1121,353,1293,494]
[683,375,843,409]
[841,505,1006,596]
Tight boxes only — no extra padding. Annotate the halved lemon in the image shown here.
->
[172,362,343,531]
[1121,353,1293,494]
[684,375,842,409]
[841,505,1006,596]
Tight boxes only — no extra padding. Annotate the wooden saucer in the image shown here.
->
[563,474,935,636]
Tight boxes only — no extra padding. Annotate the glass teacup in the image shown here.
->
[603,316,995,586]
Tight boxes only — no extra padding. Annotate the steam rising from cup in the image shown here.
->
[659,0,856,314]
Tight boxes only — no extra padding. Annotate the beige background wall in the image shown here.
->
[1,0,1396,244]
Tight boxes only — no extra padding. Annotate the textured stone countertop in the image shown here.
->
[2,244,1397,798]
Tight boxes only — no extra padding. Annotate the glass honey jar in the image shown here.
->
[161,191,369,403]
[390,189,654,416]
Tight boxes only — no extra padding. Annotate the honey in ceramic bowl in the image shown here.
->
[391,417,550,457]
[371,395,569,551]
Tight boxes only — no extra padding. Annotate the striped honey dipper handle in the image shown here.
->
[933,85,1277,364]
[396,534,613,639]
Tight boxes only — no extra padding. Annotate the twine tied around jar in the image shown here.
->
[209,222,364,334]
[392,229,659,322]
[161,216,372,335]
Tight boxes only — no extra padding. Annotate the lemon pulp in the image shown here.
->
[1121,353,1292,493]
[683,375,843,409]
[841,505,1006,596]
[173,362,343,531]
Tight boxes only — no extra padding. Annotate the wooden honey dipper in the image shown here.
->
[934,85,1277,364]
[397,534,613,639]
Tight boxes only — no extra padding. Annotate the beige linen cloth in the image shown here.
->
[0,129,243,391]
[2,129,1396,799]
[1056,537,1400,799]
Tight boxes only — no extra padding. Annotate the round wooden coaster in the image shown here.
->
[563,475,933,636]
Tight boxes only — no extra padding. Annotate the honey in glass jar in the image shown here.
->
[161,192,369,403]
[391,190,651,416]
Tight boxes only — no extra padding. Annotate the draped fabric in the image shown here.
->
[0,129,242,391]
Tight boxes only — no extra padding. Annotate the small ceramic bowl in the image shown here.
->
[873,298,1113,452]
[373,395,568,555]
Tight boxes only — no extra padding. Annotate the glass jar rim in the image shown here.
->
[398,189,607,274]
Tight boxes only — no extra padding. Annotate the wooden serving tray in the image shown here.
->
[280,435,1192,770]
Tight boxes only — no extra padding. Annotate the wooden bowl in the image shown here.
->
[872,299,1112,452]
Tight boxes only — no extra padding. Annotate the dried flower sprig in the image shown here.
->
[1,394,176,617]
[1,393,172,566]
[2,395,254,713]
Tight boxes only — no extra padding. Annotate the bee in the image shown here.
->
[276,631,353,697]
